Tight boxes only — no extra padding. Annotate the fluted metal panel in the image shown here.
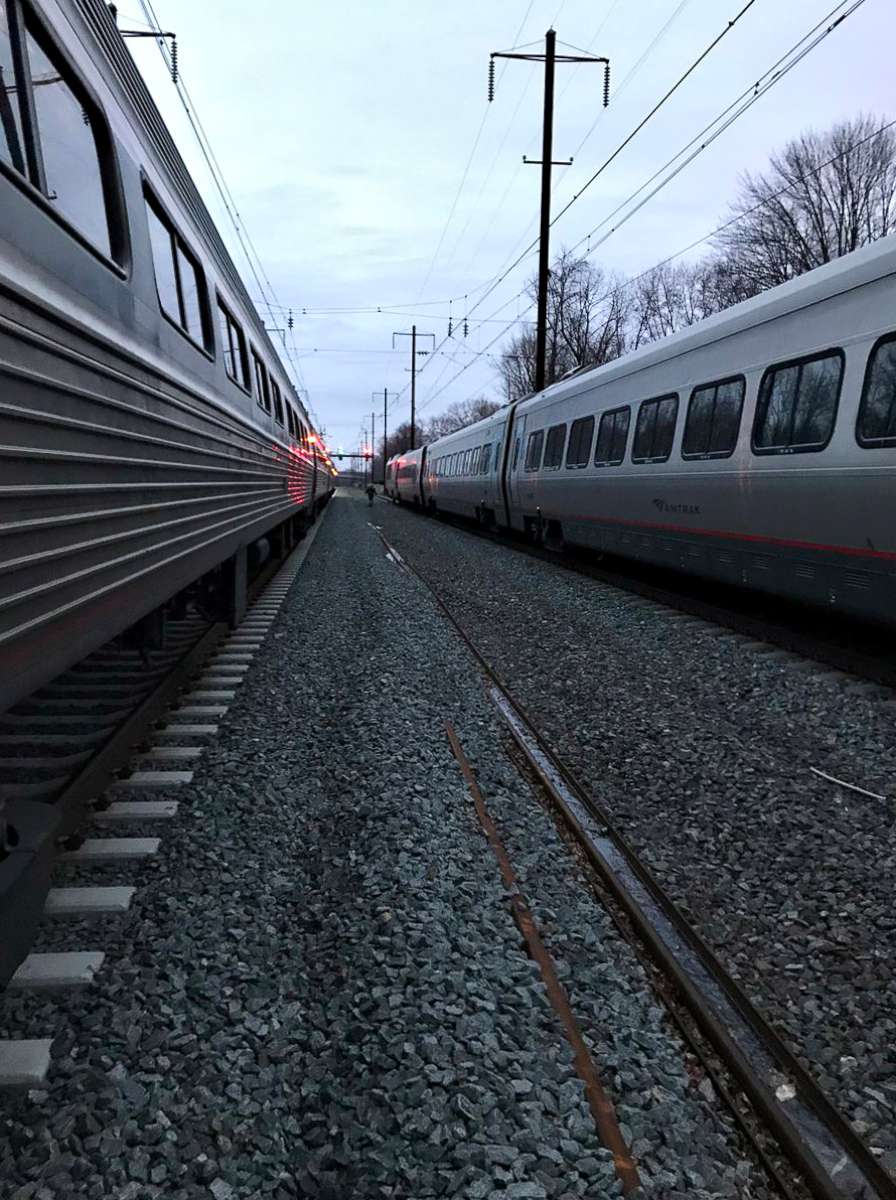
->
[0,312,316,711]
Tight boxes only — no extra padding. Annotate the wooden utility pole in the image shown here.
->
[392,327,435,449]
[489,32,609,393]
[374,389,399,485]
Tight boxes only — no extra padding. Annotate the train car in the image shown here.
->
[389,447,427,506]
[411,235,896,625]
[423,408,509,525]
[384,457,398,500]
[0,0,334,717]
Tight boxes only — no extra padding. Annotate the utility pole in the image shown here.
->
[370,409,375,488]
[392,327,435,449]
[490,32,609,393]
[374,389,399,486]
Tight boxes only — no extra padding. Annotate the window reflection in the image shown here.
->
[176,244,203,340]
[755,354,840,452]
[26,27,109,256]
[0,9,25,174]
[859,338,896,445]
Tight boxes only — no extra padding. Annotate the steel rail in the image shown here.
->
[375,524,896,1200]
[378,498,896,689]
[445,722,641,1196]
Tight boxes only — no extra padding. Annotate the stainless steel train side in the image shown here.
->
[0,0,334,714]
[395,236,896,624]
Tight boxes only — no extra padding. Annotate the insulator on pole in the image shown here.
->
[447,317,453,337]
[288,308,294,331]
[463,317,469,338]
[170,36,178,83]
[488,57,495,102]
[603,61,610,107]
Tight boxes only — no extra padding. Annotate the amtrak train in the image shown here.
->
[387,235,896,625]
[0,0,334,717]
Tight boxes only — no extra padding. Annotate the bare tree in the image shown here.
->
[714,114,896,297]
[629,259,736,348]
[498,250,629,399]
[377,419,416,467]
[427,396,502,440]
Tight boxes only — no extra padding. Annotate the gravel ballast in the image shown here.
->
[0,491,772,1198]
[375,496,896,1171]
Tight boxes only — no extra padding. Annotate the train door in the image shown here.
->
[505,410,526,522]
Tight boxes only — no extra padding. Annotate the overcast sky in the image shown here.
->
[124,0,891,456]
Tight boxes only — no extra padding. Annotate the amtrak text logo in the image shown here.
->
[653,498,701,515]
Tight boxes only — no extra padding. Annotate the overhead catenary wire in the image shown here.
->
[413,0,538,301]
[134,0,317,419]
[425,0,867,408]
[424,0,763,373]
[422,109,895,414]
[466,0,760,319]
[462,0,695,298]
[564,0,870,262]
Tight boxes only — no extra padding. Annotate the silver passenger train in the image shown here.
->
[0,0,335,715]
[387,235,896,625]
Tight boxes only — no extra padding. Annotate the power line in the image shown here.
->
[457,2,689,294]
[568,0,692,161]
[425,106,896,417]
[134,0,314,413]
[436,0,864,382]
[566,0,869,262]
[429,0,762,357]
[414,0,537,300]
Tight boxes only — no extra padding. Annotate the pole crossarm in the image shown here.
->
[492,52,608,64]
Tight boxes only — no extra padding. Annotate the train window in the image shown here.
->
[287,405,298,438]
[494,441,501,471]
[0,5,117,258]
[251,351,270,412]
[632,394,678,463]
[480,444,491,474]
[753,350,842,454]
[271,379,285,426]
[471,447,481,474]
[682,377,745,459]
[857,335,896,448]
[145,203,180,324]
[595,406,630,466]
[524,430,544,471]
[543,424,566,470]
[0,10,26,174]
[565,416,594,468]
[25,19,111,255]
[217,299,250,390]
[512,437,520,470]
[144,193,209,347]
[176,246,204,341]
[463,449,472,475]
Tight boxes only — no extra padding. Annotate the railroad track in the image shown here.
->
[0,537,303,996]
[0,514,330,1089]
[376,524,896,1200]
[381,498,896,690]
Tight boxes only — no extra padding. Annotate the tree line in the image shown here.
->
[376,113,896,463]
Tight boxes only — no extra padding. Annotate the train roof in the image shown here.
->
[420,233,896,454]
[523,232,896,413]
